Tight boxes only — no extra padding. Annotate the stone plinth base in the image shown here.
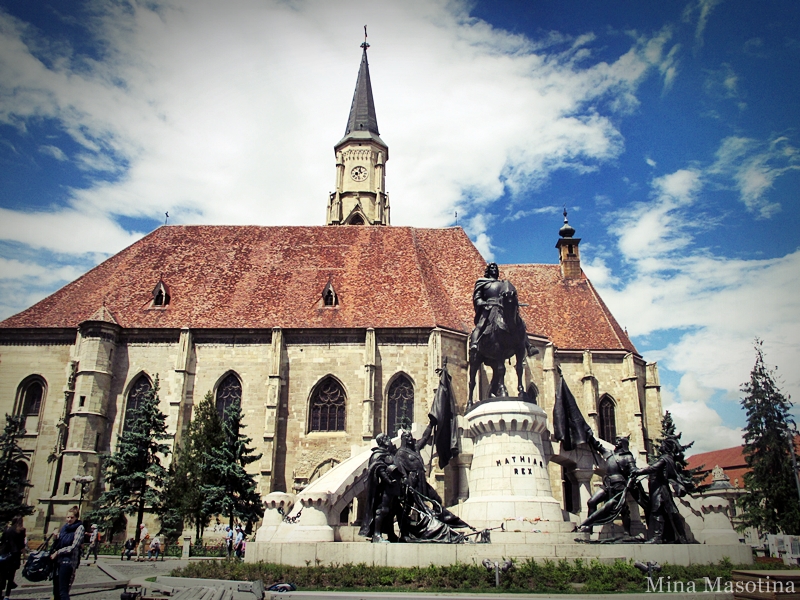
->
[460,397,563,528]
[453,494,564,529]
[246,540,753,567]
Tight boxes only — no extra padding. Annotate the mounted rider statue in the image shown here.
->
[468,262,537,406]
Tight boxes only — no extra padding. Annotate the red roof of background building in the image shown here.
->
[0,225,637,352]
[687,436,800,489]
[687,445,748,488]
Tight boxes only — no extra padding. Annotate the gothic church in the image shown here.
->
[0,42,663,536]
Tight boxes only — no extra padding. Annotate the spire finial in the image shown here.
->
[559,206,576,238]
[361,25,369,51]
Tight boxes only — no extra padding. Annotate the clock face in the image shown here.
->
[350,166,368,182]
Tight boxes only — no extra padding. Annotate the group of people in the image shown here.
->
[120,524,162,561]
[359,419,473,544]
[0,506,173,600]
[1,506,90,600]
[223,524,246,559]
[578,433,693,544]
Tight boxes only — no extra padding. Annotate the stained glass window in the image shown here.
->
[22,381,43,417]
[216,373,242,420]
[387,375,414,436]
[309,377,346,432]
[124,375,152,431]
[599,395,617,443]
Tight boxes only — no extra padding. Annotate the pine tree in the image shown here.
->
[202,399,263,531]
[737,340,800,535]
[87,376,171,542]
[0,414,34,525]
[163,392,223,542]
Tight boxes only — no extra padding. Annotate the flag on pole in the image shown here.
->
[428,362,458,468]
[552,375,593,451]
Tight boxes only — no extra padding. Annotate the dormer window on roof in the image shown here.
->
[322,282,338,307]
[151,279,171,308]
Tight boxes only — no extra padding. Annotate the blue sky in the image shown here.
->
[0,0,798,454]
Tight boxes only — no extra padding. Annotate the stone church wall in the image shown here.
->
[1,325,660,536]
[0,338,74,531]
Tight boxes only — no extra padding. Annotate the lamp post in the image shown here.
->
[72,475,94,515]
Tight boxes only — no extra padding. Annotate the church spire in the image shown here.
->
[327,32,390,226]
[343,34,380,139]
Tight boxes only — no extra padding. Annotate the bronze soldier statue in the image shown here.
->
[359,433,402,543]
[634,436,690,544]
[578,434,647,537]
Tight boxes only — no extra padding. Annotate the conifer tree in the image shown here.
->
[0,414,34,524]
[88,376,171,541]
[164,391,223,541]
[154,459,185,547]
[202,399,263,530]
[737,340,800,535]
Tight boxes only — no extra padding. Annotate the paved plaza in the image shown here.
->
[9,556,191,600]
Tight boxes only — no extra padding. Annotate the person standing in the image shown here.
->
[135,524,148,562]
[0,515,26,600]
[84,525,99,563]
[50,506,84,600]
[233,527,244,560]
[224,526,233,558]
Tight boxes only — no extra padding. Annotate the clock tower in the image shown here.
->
[327,39,390,226]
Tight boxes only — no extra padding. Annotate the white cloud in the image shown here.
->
[0,207,142,255]
[710,135,799,217]
[38,144,67,161]
[684,0,724,51]
[0,0,682,319]
[612,168,701,259]
[661,378,744,456]
[592,164,800,452]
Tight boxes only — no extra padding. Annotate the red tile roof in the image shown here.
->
[686,436,800,489]
[0,225,637,352]
[687,446,748,488]
[505,264,635,352]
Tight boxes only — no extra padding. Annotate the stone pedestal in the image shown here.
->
[255,492,296,543]
[455,398,562,528]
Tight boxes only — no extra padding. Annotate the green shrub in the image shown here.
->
[169,557,797,593]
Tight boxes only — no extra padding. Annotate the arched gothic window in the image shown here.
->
[16,461,29,499]
[18,379,44,431]
[526,383,539,405]
[216,373,242,420]
[348,214,365,225]
[598,395,617,443]
[387,375,414,436]
[124,375,152,431]
[309,377,346,432]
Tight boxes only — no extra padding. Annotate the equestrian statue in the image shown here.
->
[468,262,537,406]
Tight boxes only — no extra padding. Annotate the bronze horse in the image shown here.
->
[467,280,531,407]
